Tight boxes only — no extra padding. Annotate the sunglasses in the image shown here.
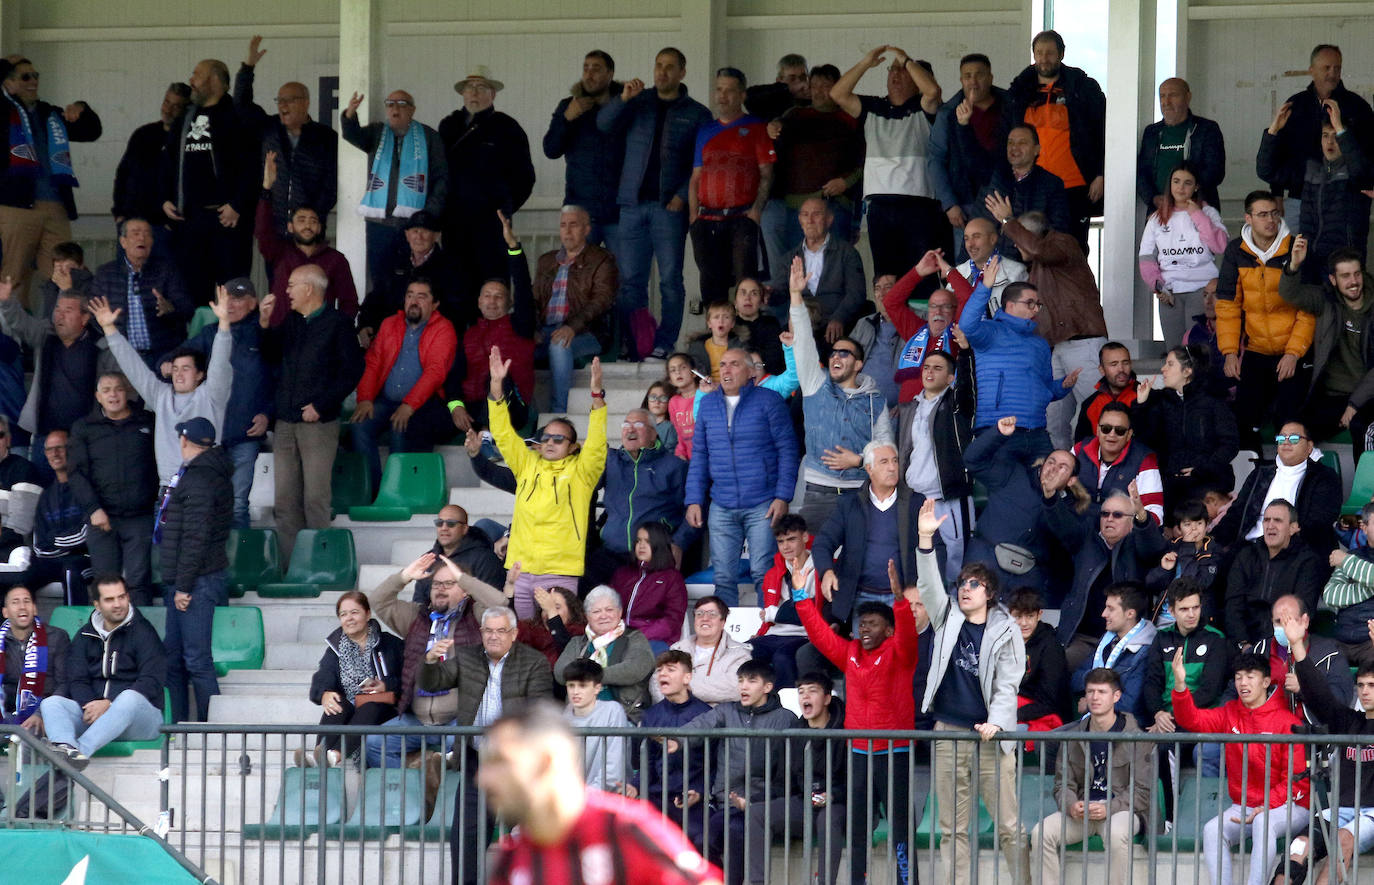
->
[433,518,466,528]
[1275,433,1307,445]
[1098,424,1131,437]
[16,72,38,83]
[830,349,857,359]
[958,578,984,590]
[539,433,570,444]
[1100,510,1132,519]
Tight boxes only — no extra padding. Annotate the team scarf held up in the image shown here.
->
[4,91,77,186]
[0,616,48,724]
[359,119,428,219]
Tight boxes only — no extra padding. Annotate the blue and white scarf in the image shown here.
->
[1092,619,1150,671]
[359,120,428,219]
[4,91,76,186]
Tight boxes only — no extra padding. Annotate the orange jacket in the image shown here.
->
[1215,232,1315,357]
[355,309,457,410]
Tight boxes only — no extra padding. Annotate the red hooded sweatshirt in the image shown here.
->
[1173,684,1309,810]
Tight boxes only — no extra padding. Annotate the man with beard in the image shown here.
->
[255,149,357,326]
[543,51,622,244]
[1074,342,1137,443]
[928,53,1009,239]
[113,83,190,243]
[161,58,257,302]
[350,278,457,493]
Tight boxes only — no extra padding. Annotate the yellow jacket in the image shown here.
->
[490,398,608,576]
[1215,231,1315,358]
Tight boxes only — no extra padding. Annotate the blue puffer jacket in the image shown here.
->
[601,441,694,555]
[685,382,799,511]
[174,312,273,447]
[959,277,1071,429]
[597,86,712,209]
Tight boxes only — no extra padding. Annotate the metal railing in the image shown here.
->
[141,721,1374,885]
[1,726,214,883]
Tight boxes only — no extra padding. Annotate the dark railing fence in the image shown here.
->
[9,723,1374,885]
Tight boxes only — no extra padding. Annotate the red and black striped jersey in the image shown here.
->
[488,788,723,885]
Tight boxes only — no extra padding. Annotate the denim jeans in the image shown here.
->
[164,568,228,723]
[86,514,154,606]
[613,200,689,353]
[365,221,405,297]
[226,440,260,530]
[39,689,163,757]
[364,711,456,769]
[536,323,601,413]
[707,500,777,606]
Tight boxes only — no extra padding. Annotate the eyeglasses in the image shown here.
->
[17,72,38,83]
[694,610,724,620]
[433,518,466,528]
[750,361,766,370]
[480,627,514,636]
[646,395,671,403]
[1275,433,1308,445]
[383,99,413,108]
[275,95,306,105]
[1016,299,1043,309]
[430,579,460,590]
[1250,210,1281,220]
[539,433,570,444]
[1098,424,1131,437]
[829,348,857,359]
[621,421,648,430]
[1100,510,1132,519]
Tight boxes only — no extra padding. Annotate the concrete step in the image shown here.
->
[264,641,330,671]
[295,614,344,642]
[261,601,343,643]
[389,538,434,565]
[446,484,516,517]
[209,693,319,725]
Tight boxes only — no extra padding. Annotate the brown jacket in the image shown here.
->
[533,242,618,337]
[1003,219,1108,345]
[1053,711,1158,833]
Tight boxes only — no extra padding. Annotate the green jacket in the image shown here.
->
[1143,624,1232,720]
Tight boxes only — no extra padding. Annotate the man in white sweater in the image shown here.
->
[89,288,233,488]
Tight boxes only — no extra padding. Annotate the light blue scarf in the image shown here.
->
[359,120,428,219]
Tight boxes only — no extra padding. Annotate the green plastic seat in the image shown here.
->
[330,450,373,516]
[244,766,345,840]
[1342,454,1374,515]
[349,453,448,521]
[212,605,264,676]
[1157,775,1224,853]
[1321,450,1342,483]
[95,688,172,757]
[186,305,217,338]
[421,771,462,839]
[338,767,425,840]
[227,528,281,597]
[257,529,358,598]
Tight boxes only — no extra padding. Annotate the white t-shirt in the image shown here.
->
[1138,205,1227,292]
[724,394,741,428]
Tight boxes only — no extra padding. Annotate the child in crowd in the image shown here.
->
[731,277,784,375]
[41,241,92,319]
[643,380,678,453]
[748,331,800,399]
[667,352,711,459]
[687,301,742,381]
[1146,499,1221,625]
[751,514,814,688]
[611,523,689,655]
[562,658,630,791]
[625,650,712,839]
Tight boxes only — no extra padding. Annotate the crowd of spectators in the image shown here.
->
[2,30,1374,885]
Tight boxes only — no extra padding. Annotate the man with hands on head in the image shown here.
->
[830,45,945,281]
[256,265,364,562]
[90,285,232,489]
[684,347,799,606]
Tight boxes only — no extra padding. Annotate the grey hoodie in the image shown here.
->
[106,327,232,485]
[790,304,894,486]
[918,548,1026,753]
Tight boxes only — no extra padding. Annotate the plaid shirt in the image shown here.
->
[543,250,575,326]
[124,259,151,351]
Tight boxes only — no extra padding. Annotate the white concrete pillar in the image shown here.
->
[1102,0,1158,341]
[678,0,726,101]
[337,0,383,300]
